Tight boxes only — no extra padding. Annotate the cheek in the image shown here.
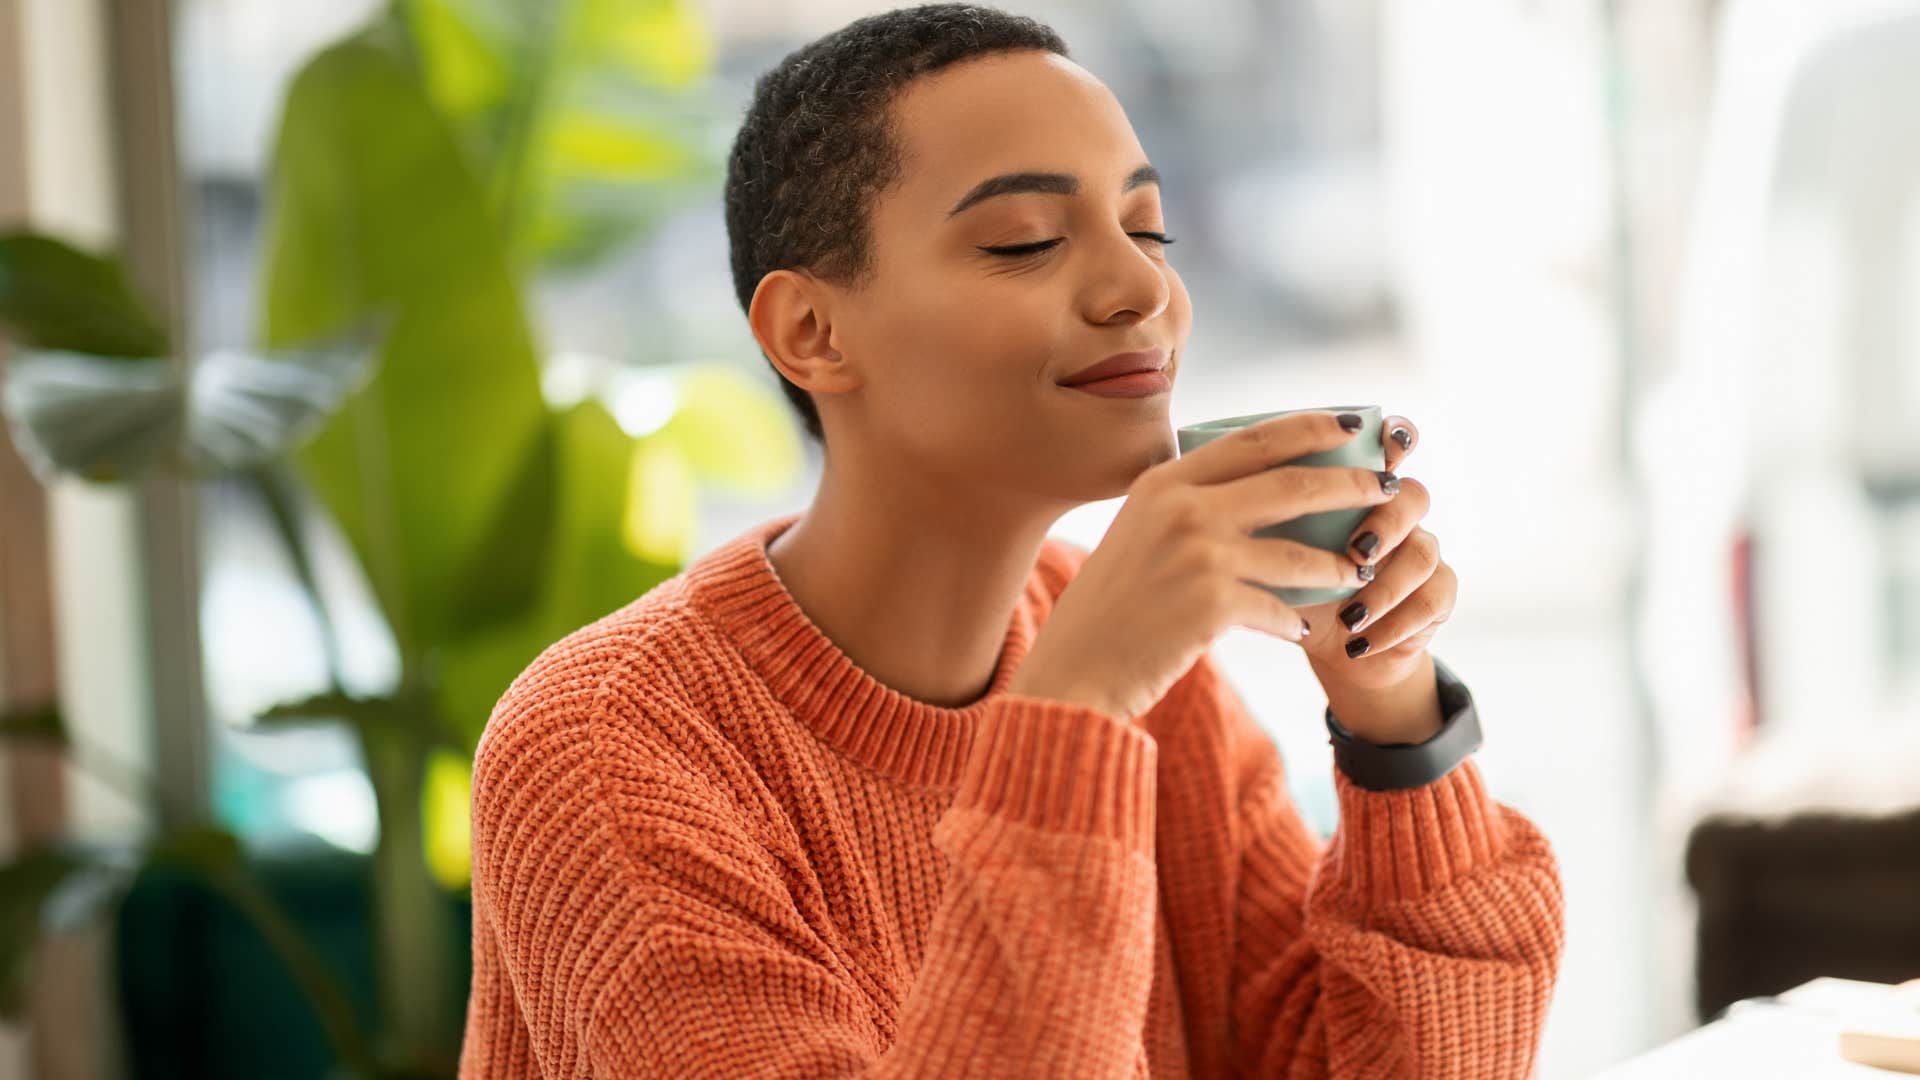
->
[865,301,1061,464]
[872,280,1053,403]
[1165,265,1195,334]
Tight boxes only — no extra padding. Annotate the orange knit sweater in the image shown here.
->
[458,512,1566,1078]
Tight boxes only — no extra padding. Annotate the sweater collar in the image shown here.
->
[682,512,1044,789]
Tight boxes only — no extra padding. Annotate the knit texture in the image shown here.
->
[458,512,1566,1078]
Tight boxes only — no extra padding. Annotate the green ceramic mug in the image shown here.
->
[1175,405,1384,606]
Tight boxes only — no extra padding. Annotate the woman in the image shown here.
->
[459,5,1566,1077]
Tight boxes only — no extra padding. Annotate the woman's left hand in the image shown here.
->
[1293,416,1456,694]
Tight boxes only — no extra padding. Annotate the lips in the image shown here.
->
[1058,347,1169,386]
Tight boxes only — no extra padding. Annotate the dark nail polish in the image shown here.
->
[1356,562,1376,583]
[1340,601,1368,631]
[1376,471,1399,496]
[1346,637,1370,658]
[1337,413,1363,433]
[1390,426,1412,450]
[1352,531,1379,559]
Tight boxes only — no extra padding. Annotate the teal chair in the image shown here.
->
[114,838,471,1079]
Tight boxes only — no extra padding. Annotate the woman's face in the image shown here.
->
[816,49,1192,506]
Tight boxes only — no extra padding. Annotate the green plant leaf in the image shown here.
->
[250,686,464,757]
[0,845,90,1019]
[543,111,688,177]
[575,0,713,88]
[526,81,725,267]
[185,322,386,472]
[419,747,471,890]
[529,108,722,268]
[0,232,169,358]
[431,397,676,746]
[0,350,178,484]
[651,363,804,496]
[399,0,724,270]
[253,687,401,734]
[438,410,554,633]
[258,38,551,657]
[407,0,513,120]
[623,431,696,563]
[0,703,65,742]
[143,823,244,874]
[542,398,675,625]
[0,320,382,488]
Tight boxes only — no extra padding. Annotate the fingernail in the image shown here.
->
[1340,601,1368,631]
[1356,562,1376,583]
[1346,637,1371,658]
[1299,617,1311,638]
[1337,413,1363,433]
[1390,426,1412,450]
[1351,531,1379,559]
[1376,471,1399,496]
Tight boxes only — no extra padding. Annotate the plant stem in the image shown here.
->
[362,713,460,1068]
[200,858,379,1075]
[245,462,348,687]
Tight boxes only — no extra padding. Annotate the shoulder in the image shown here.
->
[473,590,725,792]
[466,594,776,890]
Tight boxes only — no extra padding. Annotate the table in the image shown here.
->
[1596,978,1920,1078]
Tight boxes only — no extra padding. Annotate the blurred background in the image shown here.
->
[0,0,1915,1076]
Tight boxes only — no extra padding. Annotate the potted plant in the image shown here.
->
[0,1,802,1073]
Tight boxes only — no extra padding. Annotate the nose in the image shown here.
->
[1086,226,1172,326]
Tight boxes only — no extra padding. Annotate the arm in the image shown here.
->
[1204,654,1566,1078]
[460,663,1162,1079]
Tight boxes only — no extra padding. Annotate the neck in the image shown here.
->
[767,454,1070,708]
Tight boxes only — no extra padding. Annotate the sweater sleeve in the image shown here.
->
[460,668,1161,1079]
[1213,656,1567,1078]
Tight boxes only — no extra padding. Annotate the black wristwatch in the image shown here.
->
[1325,654,1482,791]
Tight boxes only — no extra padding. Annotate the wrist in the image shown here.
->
[1318,651,1443,745]
[1324,656,1482,791]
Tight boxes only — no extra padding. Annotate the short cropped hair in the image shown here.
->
[723,4,1070,447]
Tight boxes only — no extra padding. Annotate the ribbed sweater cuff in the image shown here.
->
[953,695,1158,857]
[1325,756,1507,904]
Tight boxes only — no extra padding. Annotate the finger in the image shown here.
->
[1337,529,1442,635]
[1343,586,1447,660]
[1382,416,1418,473]
[1345,475,1431,566]
[1211,463,1401,535]
[1166,409,1366,488]
[1339,548,1453,660]
[1222,576,1315,642]
[1359,621,1442,662]
[1227,532,1372,595]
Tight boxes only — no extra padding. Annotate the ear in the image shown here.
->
[747,269,860,395]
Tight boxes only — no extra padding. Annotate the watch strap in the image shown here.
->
[1325,654,1482,791]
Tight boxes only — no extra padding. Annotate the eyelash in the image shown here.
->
[980,232,1178,257]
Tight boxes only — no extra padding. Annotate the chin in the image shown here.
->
[1103,429,1179,494]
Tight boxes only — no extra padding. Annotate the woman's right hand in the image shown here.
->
[1007,411,1398,724]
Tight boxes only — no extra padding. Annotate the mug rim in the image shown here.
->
[1177,404,1379,434]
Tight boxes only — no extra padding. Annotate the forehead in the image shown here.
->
[885,51,1148,213]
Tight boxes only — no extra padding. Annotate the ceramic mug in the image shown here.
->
[1175,404,1384,606]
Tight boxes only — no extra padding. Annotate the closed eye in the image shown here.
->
[980,232,1178,257]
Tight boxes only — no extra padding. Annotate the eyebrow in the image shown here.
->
[945,163,1161,219]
